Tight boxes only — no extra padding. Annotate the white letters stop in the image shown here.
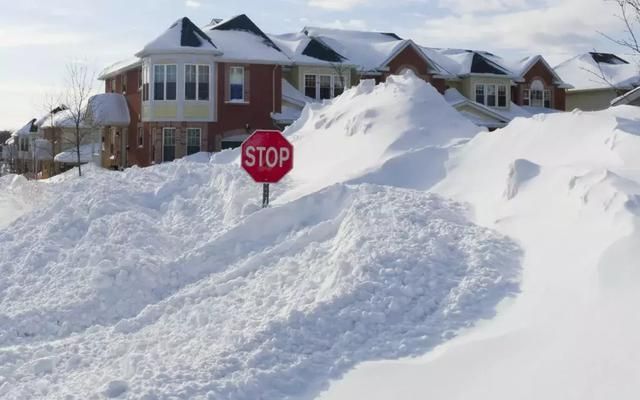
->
[244,146,291,168]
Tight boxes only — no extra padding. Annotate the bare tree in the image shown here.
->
[62,62,98,177]
[602,1,640,54]
[330,62,350,96]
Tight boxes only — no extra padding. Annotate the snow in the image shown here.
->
[54,143,99,163]
[0,71,524,399]
[98,57,141,80]
[282,79,314,108]
[555,53,640,91]
[88,93,130,126]
[207,29,291,64]
[302,27,412,72]
[270,32,340,65]
[136,17,221,57]
[318,105,640,400]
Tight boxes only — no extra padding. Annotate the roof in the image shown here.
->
[88,93,130,126]
[54,143,99,164]
[99,57,141,80]
[554,52,640,91]
[302,26,435,73]
[428,48,513,77]
[136,17,221,57]
[207,14,280,50]
[14,119,38,137]
[269,32,347,65]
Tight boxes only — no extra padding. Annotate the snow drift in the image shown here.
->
[319,106,640,399]
[0,73,521,399]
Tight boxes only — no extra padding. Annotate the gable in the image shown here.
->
[385,44,431,75]
[179,17,216,48]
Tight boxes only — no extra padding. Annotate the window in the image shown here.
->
[522,89,530,106]
[138,127,144,147]
[544,89,552,108]
[20,138,29,152]
[185,65,210,101]
[530,80,544,107]
[198,65,209,101]
[304,74,316,98]
[153,64,177,101]
[487,85,496,107]
[230,66,245,101]
[187,128,201,155]
[475,84,485,104]
[138,67,143,92]
[498,85,507,107]
[142,66,149,101]
[162,128,176,162]
[319,75,332,99]
[110,79,116,93]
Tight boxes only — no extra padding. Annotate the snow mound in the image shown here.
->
[320,106,640,399]
[282,71,481,200]
[0,74,520,399]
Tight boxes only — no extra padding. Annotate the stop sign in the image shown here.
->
[241,130,294,183]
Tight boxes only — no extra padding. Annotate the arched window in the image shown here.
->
[524,79,552,108]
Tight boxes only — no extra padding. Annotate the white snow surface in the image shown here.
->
[555,53,640,91]
[319,106,640,399]
[0,72,520,399]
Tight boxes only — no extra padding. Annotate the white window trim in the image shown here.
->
[229,66,245,102]
[153,64,177,102]
[162,127,176,162]
[185,64,210,101]
[474,83,508,109]
[304,73,348,100]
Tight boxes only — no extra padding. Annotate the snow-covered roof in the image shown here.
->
[302,26,437,73]
[428,48,513,77]
[269,32,348,65]
[14,119,38,137]
[206,30,291,64]
[271,105,303,124]
[611,85,640,106]
[205,14,290,65]
[36,108,78,129]
[54,143,99,164]
[282,79,313,108]
[88,93,130,126]
[99,57,141,80]
[136,17,222,57]
[554,52,640,91]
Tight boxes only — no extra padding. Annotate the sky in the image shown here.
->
[0,0,633,130]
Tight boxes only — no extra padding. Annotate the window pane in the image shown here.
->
[163,128,175,162]
[487,85,496,107]
[523,89,530,106]
[154,65,165,100]
[319,75,331,99]
[198,65,209,101]
[230,67,244,100]
[531,90,543,107]
[185,65,196,100]
[334,75,344,96]
[187,128,201,155]
[475,85,485,104]
[304,74,316,98]
[498,85,507,107]
[166,65,176,100]
[544,90,551,108]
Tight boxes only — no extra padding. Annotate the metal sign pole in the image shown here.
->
[262,183,270,208]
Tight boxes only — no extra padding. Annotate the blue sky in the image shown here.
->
[0,0,631,130]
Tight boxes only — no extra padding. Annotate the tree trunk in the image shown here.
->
[76,127,82,177]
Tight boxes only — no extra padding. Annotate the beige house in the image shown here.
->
[554,52,640,111]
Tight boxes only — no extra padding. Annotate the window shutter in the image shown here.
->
[244,67,250,103]
[224,64,230,101]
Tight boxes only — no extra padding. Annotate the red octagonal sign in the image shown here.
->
[241,130,294,183]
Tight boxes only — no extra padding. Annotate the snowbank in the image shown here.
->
[320,106,640,400]
[0,73,518,399]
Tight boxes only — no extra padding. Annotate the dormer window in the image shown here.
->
[153,64,177,101]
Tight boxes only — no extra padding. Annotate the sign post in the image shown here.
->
[241,130,294,208]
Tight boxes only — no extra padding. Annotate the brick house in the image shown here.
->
[99,14,289,168]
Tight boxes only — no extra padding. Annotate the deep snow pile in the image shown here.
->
[319,106,640,399]
[0,73,521,399]
[0,174,40,228]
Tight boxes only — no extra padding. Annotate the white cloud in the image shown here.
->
[308,0,369,10]
[185,0,201,8]
[0,25,90,48]
[322,19,368,30]
[437,0,532,14]
[408,0,621,58]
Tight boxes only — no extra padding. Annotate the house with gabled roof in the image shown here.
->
[99,14,291,167]
[554,52,640,111]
